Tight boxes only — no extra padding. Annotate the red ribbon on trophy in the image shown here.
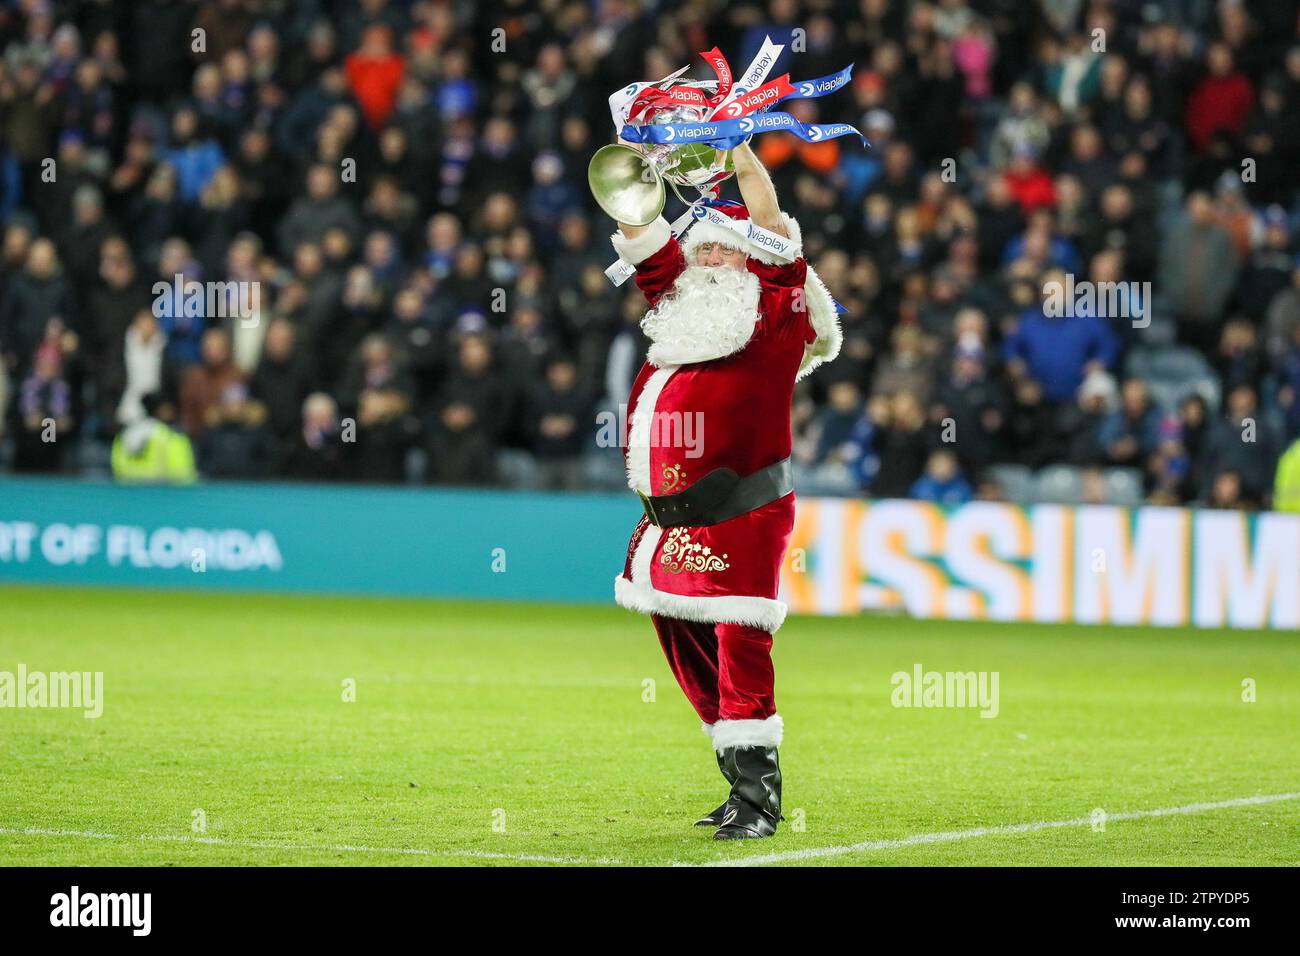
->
[697,46,733,103]
[712,74,797,118]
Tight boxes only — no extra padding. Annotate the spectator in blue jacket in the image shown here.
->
[525,152,581,243]
[909,449,974,504]
[1002,209,1083,275]
[151,238,206,367]
[1003,268,1122,404]
[159,107,225,204]
[1097,379,1163,468]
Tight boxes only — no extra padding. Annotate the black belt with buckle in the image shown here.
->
[637,457,793,528]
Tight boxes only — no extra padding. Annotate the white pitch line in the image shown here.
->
[692,791,1300,867]
[8,791,1296,867]
[0,826,620,866]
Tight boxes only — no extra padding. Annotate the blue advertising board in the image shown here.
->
[0,478,639,603]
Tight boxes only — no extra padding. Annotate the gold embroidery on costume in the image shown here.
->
[659,463,685,493]
[659,527,730,574]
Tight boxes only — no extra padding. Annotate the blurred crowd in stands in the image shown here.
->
[2,0,1300,510]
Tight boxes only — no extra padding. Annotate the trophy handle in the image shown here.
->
[588,144,667,226]
[667,178,709,210]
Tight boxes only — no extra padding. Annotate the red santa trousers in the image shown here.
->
[650,614,775,724]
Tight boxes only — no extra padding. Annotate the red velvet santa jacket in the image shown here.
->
[610,214,841,635]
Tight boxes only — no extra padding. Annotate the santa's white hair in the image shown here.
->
[641,261,762,367]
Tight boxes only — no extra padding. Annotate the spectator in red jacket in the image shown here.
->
[345,24,406,130]
[1001,145,1057,215]
[1186,43,1254,152]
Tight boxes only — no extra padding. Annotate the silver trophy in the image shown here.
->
[588,102,737,225]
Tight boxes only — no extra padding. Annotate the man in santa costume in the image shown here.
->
[609,141,841,839]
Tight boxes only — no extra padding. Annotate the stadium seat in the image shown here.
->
[1032,464,1084,504]
[404,447,427,484]
[986,464,1034,504]
[1103,468,1144,506]
[495,449,541,489]
[1135,313,1176,347]
[793,461,860,498]
[583,448,628,491]
[1124,346,1220,413]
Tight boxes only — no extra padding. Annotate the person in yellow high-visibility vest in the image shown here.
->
[111,394,197,484]
[1275,438,1300,513]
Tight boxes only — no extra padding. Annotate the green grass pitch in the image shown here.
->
[1,583,1297,866]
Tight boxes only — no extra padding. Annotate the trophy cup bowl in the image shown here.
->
[588,143,666,226]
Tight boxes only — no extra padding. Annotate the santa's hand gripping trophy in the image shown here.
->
[590,47,854,839]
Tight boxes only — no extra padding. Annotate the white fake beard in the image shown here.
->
[641,263,762,367]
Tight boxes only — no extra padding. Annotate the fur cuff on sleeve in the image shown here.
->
[610,216,673,265]
[796,264,844,381]
[748,213,803,266]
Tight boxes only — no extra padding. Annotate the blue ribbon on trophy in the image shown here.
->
[620,65,865,152]
[621,113,867,150]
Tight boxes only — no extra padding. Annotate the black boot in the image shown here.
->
[713,746,782,839]
[693,750,737,827]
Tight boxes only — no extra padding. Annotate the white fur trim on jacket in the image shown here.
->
[614,575,789,634]
[680,212,803,266]
[711,714,784,753]
[625,365,676,494]
[796,263,843,381]
[610,215,673,266]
